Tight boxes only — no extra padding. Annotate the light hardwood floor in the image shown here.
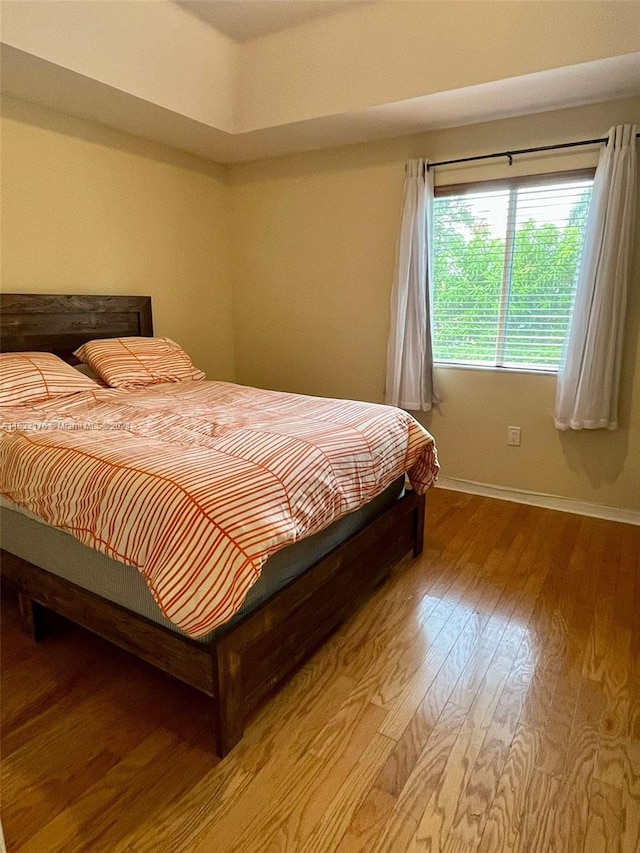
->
[1,489,639,852]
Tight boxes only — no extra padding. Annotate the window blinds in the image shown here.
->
[432,174,593,370]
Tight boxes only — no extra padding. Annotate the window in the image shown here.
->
[432,171,594,371]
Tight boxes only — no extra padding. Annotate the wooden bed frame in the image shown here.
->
[0,293,426,756]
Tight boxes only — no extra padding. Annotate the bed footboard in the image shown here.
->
[1,489,426,756]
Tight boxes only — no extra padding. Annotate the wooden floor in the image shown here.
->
[1,489,639,853]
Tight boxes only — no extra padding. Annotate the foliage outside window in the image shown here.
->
[432,172,594,371]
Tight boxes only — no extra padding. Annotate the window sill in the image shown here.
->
[434,362,557,377]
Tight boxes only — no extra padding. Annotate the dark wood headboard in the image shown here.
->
[0,294,153,360]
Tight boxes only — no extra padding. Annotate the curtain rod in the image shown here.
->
[426,132,640,171]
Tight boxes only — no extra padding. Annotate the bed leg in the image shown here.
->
[413,494,426,557]
[211,645,244,757]
[17,593,47,642]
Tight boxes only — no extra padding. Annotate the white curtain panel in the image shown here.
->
[385,159,439,411]
[555,125,637,431]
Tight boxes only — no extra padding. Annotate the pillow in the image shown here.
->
[74,336,205,389]
[0,352,100,406]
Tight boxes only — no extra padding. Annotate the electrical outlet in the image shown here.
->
[507,426,521,446]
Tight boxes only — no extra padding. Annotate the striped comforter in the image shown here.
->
[0,381,438,638]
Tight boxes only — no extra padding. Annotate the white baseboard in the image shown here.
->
[435,476,640,526]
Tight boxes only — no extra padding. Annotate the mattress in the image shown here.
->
[1,476,405,645]
[1,380,437,637]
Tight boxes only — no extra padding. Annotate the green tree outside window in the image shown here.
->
[432,178,592,370]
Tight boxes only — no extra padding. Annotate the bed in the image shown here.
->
[0,293,435,755]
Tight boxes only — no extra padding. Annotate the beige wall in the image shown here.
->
[229,98,640,511]
[0,96,235,381]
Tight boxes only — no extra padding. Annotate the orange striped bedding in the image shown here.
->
[0,381,438,638]
[74,336,205,389]
[0,352,99,405]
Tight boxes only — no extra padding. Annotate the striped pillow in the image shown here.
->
[0,352,99,406]
[74,337,205,389]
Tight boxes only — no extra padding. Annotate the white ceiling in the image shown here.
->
[1,2,639,164]
[176,1,363,42]
[4,45,638,165]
